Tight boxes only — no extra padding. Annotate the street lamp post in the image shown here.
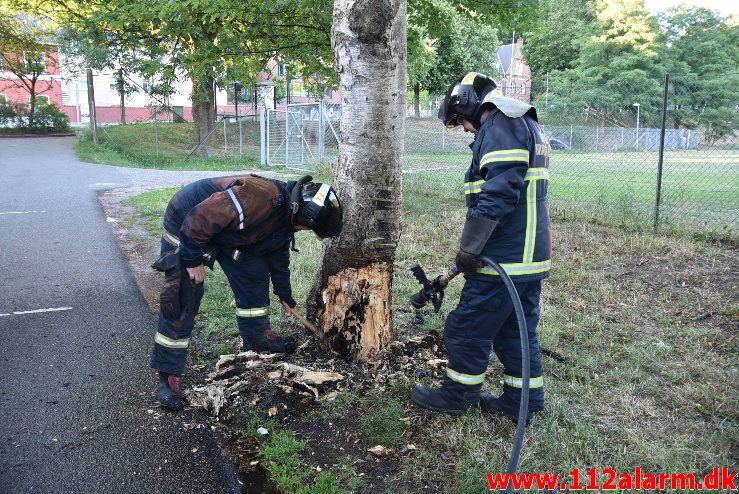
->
[633,102,640,150]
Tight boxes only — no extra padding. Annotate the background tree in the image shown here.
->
[660,6,738,142]
[406,0,503,116]
[0,11,58,127]
[535,0,665,126]
[522,0,596,99]
[9,0,335,152]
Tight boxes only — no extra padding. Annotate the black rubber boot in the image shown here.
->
[478,392,542,425]
[243,330,297,354]
[410,378,481,416]
[157,372,183,412]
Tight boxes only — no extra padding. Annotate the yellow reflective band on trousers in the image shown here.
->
[480,149,529,167]
[154,332,190,349]
[236,306,269,317]
[504,374,544,389]
[464,180,484,195]
[446,368,485,385]
[477,260,552,276]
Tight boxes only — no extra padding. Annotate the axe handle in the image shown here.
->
[290,309,323,339]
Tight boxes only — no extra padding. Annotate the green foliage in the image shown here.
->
[0,101,70,131]
[408,0,526,99]
[522,0,596,97]
[659,6,739,142]
[0,8,60,127]
[32,102,70,130]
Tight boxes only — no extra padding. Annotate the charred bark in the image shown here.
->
[307,0,407,362]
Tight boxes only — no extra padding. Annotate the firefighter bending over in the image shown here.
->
[411,72,552,424]
[151,174,342,411]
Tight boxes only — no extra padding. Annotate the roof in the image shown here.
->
[496,43,519,76]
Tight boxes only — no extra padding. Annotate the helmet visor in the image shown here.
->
[313,190,342,238]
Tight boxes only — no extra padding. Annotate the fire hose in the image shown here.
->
[409,257,529,493]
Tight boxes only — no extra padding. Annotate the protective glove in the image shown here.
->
[455,249,485,275]
[280,294,297,309]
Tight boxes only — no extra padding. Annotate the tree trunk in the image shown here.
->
[118,68,126,124]
[28,80,37,128]
[191,75,216,154]
[307,0,407,363]
[413,82,420,117]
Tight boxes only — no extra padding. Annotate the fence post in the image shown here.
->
[154,116,159,158]
[223,118,228,154]
[260,108,267,165]
[239,116,243,158]
[86,68,98,144]
[654,73,670,232]
[569,125,573,149]
[318,102,325,162]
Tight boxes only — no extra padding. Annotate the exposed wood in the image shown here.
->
[318,263,394,361]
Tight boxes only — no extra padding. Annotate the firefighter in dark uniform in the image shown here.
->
[151,174,342,411]
[411,72,551,423]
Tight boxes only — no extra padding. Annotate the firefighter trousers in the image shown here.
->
[150,241,272,375]
[443,277,544,409]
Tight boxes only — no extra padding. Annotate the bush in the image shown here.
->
[0,103,16,127]
[32,103,70,131]
[0,100,70,132]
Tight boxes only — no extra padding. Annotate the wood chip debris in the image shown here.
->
[367,445,389,456]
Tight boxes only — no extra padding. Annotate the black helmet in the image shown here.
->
[438,72,497,130]
[290,176,343,239]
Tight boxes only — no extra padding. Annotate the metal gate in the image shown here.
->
[261,102,340,171]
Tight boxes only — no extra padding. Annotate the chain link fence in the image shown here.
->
[402,74,738,240]
[81,72,737,239]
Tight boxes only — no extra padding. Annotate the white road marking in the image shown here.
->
[0,307,73,317]
[0,210,47,215]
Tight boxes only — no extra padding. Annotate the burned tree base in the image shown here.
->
[317,262,394,362]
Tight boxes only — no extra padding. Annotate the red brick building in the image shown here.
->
[496,38,532,104]
[0,47,63,108]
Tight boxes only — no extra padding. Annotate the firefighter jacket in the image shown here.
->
[161,174,294,297]
[464,109,552,282]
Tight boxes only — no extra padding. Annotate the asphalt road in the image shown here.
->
[0,137,241,494]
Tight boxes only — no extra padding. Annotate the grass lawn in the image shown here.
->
[77,121,263,171]
[80,122,737,238]
[403,149,738,240]
[127,175,737,494]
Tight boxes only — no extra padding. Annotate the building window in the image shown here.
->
[142,80,153,93]
[24,52,46,74]
[508,81,515,95]
[277,60,285,78]
[516,63,523,77]
[0,94,7,105]
[520,83,526,95]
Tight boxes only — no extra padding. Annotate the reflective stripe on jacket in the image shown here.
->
[163,175,292,268]
[464,109,552,281]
